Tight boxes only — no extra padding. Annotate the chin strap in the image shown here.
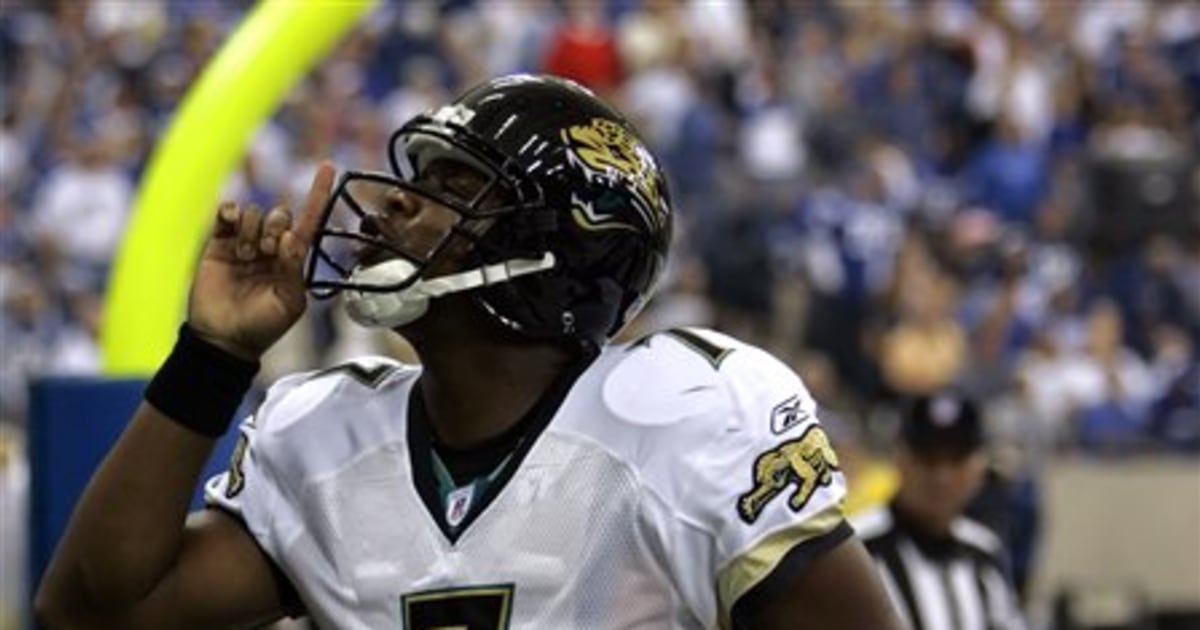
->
[415,251,557,298]
[344,252,558,329]
[350,251,557,298]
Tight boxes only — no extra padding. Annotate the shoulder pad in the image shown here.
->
[253,357,414,434]
[602,330,732,427]
[601,328,807,432]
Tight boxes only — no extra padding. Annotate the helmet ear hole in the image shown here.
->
[472,273,625,346]
[582,279,626,339]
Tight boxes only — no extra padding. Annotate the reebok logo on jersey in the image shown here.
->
[737,425,840,524]
[770,394,809,434]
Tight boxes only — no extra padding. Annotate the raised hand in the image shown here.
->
[187,161,336,360]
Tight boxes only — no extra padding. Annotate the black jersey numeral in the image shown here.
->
[223,428,250,499]
[309,362,396,388]
[635,327,735,369]
[401,584,514,630]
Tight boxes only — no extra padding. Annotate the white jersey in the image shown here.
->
[206,328,850,630]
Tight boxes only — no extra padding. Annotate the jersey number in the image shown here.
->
[401,584,514,630]
[311,361,397,388]
[638,328,734,369]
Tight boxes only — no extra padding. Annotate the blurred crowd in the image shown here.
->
[1,1,1199,625]
[2,0,1200,470]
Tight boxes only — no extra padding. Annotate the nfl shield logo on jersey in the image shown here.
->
[446,485,475,529]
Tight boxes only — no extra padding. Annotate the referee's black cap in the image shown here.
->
[901,389,984,457]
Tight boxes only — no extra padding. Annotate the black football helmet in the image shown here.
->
[304,74,673,346]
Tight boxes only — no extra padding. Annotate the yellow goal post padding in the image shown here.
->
[102,0,378,375]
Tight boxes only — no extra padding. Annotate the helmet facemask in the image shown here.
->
[304,130,556,328]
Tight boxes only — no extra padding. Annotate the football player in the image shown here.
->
[37,75,903,629]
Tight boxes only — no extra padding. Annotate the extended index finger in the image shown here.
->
[291,160,337,248]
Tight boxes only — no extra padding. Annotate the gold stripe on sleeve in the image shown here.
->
[716,503,844,627]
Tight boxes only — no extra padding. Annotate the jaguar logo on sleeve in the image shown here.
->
[737,425,840,524]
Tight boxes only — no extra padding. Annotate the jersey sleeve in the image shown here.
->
[203,358,413,619]
[621,330,851,628]
[203,372,310,564]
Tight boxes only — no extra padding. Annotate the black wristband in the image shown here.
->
[144,324,260,438]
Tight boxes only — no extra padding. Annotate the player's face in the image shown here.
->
[350,158,506,277]
[896,447,987,530]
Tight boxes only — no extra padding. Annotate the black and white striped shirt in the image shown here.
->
[852,502,1026,630]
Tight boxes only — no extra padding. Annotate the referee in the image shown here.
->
[852,390,1026,630]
